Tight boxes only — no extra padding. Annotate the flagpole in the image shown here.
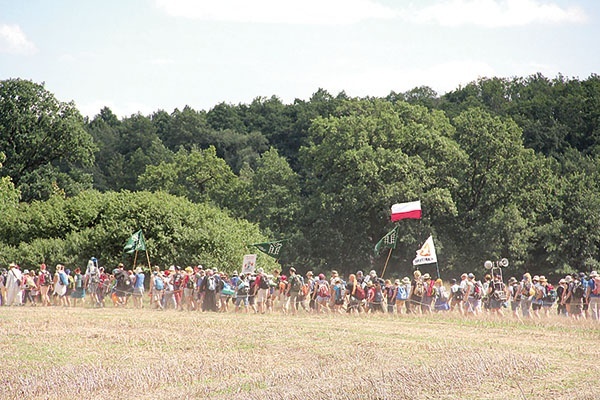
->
[381,247,393,278]
[435,261,440,280]
[145,249,152,271]
[133,250,138,269]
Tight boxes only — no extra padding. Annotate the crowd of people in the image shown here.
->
[1,260,599,322]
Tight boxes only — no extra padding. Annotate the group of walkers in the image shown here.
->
[2,259,599,322]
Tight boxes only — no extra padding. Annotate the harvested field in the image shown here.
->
[0,307,598,399]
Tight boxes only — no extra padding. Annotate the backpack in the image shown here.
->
[207,276,217,291]
[172,273,182,288]
[592,277,600,295]
[185,276,195,289]
[543,286,557,303]
[354,285,366,300]
[491,282,507,301]
[237,280,250,296]
[300,283,309,297]
[258,275,269,290]
[521,283,533,298]
[472,282,482,300]
[153,276,164,291]
[413,280,425,297]
[534,285,545,300]
[68,275,75,290]
[75,274,83,289]
[425,280,434,297]
[221,282,235,296]
[396,285,408,300]
[452,286,464,301]
[317,282,329,298]
[41,270,53,286]
[291,276,304,292]
[59,272,69,286]
[572,282,585,299]
[334,285,344,301]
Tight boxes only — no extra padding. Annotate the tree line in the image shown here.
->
[1,74,600,279]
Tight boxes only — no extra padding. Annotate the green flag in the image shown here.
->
[251,240,286,259]
[374,226,399,256]
[124,229,146,254]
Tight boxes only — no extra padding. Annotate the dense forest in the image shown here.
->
[1,74,600,280]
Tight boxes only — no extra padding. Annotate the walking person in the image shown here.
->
[70,268,86,307]
[132,267,145,309]
[408,270,424,314]
[586,271,600,321]
[5,263,23,306]
[38,263,53,306]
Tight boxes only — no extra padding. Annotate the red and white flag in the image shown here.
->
[391,201,421,222]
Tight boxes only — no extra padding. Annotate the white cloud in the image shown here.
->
[0,24,37,54]
[406,0,587,28]
[150,58,175,65]
[155,0,586,27]
[155,0,396,24]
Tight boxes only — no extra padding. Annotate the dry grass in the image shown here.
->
[0,306,598,400]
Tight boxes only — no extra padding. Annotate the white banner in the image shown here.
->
[241,254,257,275]
[412,235,437,266]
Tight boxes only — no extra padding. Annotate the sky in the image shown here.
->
[1,0,598,119]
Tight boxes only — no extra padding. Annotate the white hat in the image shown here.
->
[169,265,176,271]
[590,271,598,278]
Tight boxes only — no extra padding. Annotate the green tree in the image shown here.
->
[298,99,461,273]
[0,190,276,272]
[0,79,95,201]
[137,146,238,207]
[450,108,556,272]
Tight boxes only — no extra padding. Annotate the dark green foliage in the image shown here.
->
[5,75,600,279]
[0,79,95,201]
[0,190,275,273]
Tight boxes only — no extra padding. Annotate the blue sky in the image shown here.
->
[1,0,598,118]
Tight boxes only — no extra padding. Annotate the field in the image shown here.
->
[0,306,598,400]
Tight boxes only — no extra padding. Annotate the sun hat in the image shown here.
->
[135,267,143,274]
[401,277,411,285]
[169,265,175,271]
[532,275,540,281]
[508,277,517,284]
[394,279,401,285]
[467,273,475,279]
[589,271,598,278]
[306,271,313,276]
[289,267,296,273]
[423,273,431,280]
[538,275,547,282]
[185,267,193,273]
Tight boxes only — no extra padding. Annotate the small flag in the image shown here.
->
[412,235,437,266]
[391,201,422,222]
[124,230,147,254]
[374,226,399,256]
[251,240,286,259]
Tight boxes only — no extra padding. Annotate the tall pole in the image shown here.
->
[133,250,138,269]
[380,247,393,278]
[145,250,152,271]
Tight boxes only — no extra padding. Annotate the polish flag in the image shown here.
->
[391,201,421,222]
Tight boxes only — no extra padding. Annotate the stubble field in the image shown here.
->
[0,306,598,400]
